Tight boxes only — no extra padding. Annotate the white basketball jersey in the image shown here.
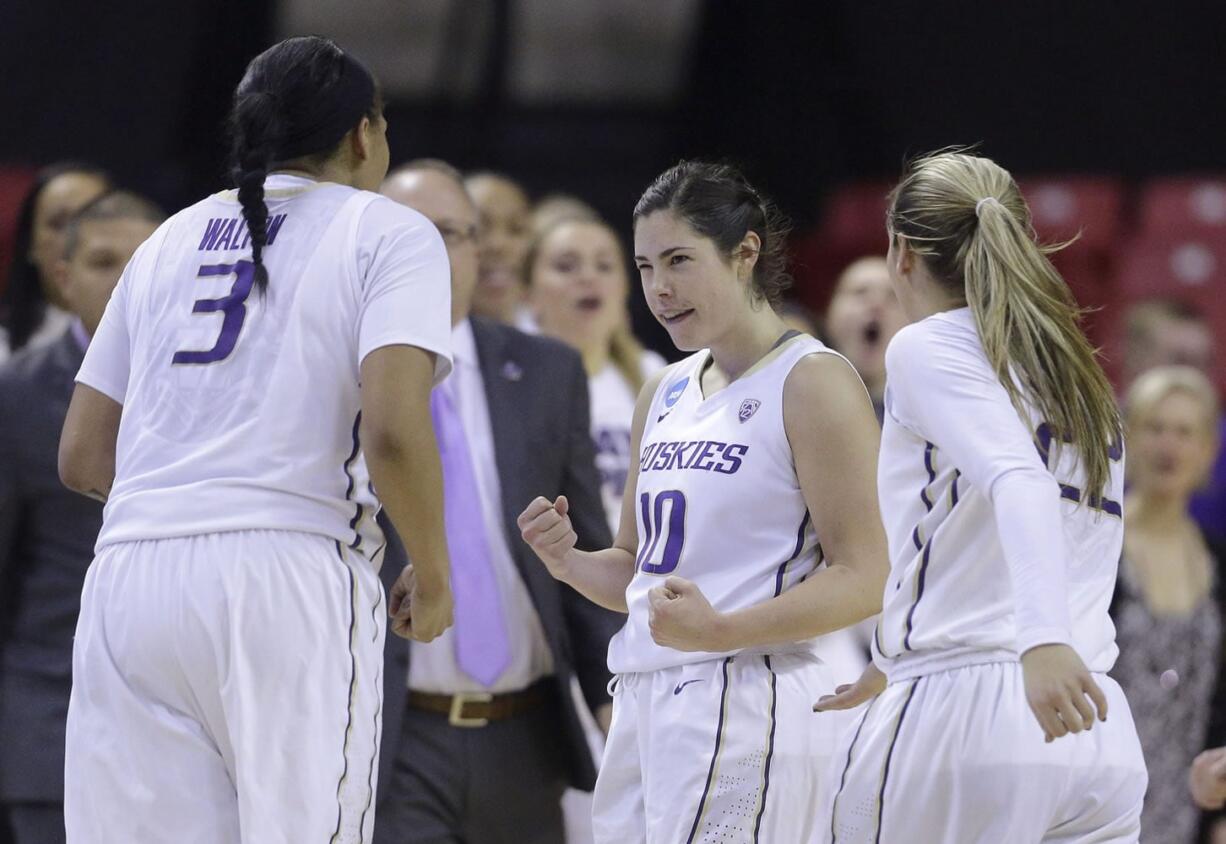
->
[872,309,1123,681]
[606,335,841,675]
[77,174,452,556]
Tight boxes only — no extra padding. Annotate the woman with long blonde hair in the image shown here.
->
[816,150,1147,842]
[1113,366,1224,843]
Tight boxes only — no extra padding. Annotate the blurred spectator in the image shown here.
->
[0,190,163,844]
[1111,365,1225,844]
[823,256,906,422]
[1121,299,1226,543]
[1122,300,1215,386]
[378,161,620,844]
[0,164,110,363]
[531,193,600,238]
[465,171,536,331]
[527,217,665,533]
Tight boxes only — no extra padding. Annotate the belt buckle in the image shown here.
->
[449,691,493,728]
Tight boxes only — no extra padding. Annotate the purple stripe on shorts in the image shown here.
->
[874,679,920,844]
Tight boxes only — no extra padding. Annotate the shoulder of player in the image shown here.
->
[885,310,984,376]
[352,192,442,246]
[782,349,862,404]
[779,351,873,441]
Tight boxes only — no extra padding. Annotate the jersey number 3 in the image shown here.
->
[636,490,687,575]
[172,260,256,365]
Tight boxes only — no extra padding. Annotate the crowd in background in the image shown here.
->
[1,159,1225,843]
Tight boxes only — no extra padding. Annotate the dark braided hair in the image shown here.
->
[633,160,792,306]
[226,36,378,294]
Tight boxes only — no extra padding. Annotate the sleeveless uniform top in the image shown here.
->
[607,334,849,675]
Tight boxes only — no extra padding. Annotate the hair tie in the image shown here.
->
[975,196,999,217]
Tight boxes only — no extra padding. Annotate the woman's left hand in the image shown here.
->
[647,576,728,652]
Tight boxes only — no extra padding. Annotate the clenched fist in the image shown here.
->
[518,496,578,582]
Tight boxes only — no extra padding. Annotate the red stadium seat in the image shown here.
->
[0,164,37,298]
[790,180,893,315]
[820,180,895,254]
[1114,235,1226,308]
[1019,176,1125,254]
[1137,176,1226,238]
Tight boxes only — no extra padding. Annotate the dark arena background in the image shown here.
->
[2,2,1226,843]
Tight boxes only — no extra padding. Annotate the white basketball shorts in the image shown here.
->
[64,529,385,844]
[593,652,835,843]
[820,661,1147,844]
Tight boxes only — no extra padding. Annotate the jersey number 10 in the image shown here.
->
[636,490,687,575]
[172,260,257,365]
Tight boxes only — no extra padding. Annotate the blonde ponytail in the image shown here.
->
[889,150,1121,504]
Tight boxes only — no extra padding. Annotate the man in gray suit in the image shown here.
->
[375,161,620,844]
[0,191,164,843]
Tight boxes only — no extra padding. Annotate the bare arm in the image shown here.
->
[360,345,452,640]
[648,354,889,652]
[519,368,668,613]
[59,384,122,503]
[723,354,888,645]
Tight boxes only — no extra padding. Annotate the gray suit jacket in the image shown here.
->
[0,329,103,802]
[376,318,621,802]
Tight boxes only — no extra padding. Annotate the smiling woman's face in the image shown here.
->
[633,209,747,353]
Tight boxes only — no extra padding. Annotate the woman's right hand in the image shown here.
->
[1020,643,1108,742]
[518,495,578,582]
[388,564,454,642]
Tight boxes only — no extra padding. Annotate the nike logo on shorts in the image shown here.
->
[673,679,705,695]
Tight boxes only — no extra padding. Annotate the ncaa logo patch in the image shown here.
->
[664,376,690,408]
[738,399,761,423]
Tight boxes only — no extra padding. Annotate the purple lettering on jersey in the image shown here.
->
[213,217,238,251]
[172,261,256,365]
[265,214,287,244]
[237,226,252,251]
[640,442,663,471]
[652,442,679,471]
[198,218,226,251]
[691,441,722,471]
[665,441,698,471]
[714,443,749,475]
[634,492,654,569]
[678,440,707,470]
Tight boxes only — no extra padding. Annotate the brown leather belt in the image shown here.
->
[406,679,551,728]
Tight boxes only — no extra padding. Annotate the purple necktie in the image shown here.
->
[430,384,512,687]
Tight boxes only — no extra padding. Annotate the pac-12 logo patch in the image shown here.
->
[738,399,761,423]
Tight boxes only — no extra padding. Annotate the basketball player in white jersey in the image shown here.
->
[815,150,1147,842]
[57,37,455,843]
[519,161,889,843]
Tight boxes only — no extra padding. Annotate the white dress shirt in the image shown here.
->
[408,318,555,694]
